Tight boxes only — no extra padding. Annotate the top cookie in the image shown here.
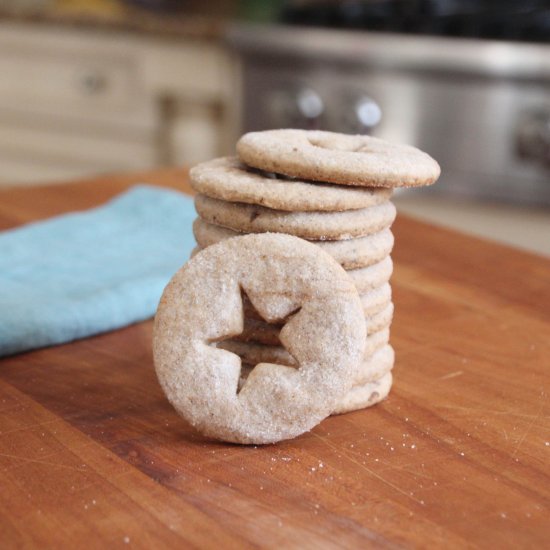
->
[237,129,440,188]
[190,156,392,212]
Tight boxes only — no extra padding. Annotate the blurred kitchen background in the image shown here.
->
[0,0,548,254]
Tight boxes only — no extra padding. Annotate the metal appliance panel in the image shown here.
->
[233,26,550,205]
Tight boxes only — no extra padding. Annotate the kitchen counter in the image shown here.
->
[0,169,549,548]
[394,194,550,257]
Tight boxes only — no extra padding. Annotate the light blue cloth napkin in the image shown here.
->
[0,185,196,357]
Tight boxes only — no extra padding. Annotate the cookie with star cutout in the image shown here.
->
[153,233,366,444]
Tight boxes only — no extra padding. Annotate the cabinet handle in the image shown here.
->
[516,110,550,169]
[78,71,108,95]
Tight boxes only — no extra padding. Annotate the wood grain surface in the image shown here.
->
[0,169,549,549]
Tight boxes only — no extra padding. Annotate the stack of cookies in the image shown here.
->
[190,130,440,415]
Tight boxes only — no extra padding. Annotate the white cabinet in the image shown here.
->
[0,22,235,186]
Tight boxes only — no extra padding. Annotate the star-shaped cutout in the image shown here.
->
[208,287,301,393]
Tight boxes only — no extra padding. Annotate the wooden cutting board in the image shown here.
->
[0,169,549,549]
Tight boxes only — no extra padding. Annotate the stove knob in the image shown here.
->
[355,95,382,133]
[267,87,324,130]
[336,94,382,134]
[516,110,550,167]
[296,88,325,120]
[295,88,324,128]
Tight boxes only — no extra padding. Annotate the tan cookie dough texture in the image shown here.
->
[194,194,396,241]
[193,218,395,270]
[222,339,393,385]
[348,257,393,293]
[153,233,366,445]
[238,346,393,414]
[237,129,440,188]
[233,298,393,347]
[332,372,393,415]
[190,156,392,212]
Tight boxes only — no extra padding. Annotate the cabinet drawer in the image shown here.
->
[0,155,106,187]
[0,122,157,177]
[0,50,140,114]
[0,23,147,117]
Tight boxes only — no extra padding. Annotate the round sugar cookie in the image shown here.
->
[195,194,396,241]
[233,317,282,346]
[193,218,394,269]
[331,372,393,415]
[349,258,393,293]
[366,302,394,334]
[237,130,440,188]
[353,344,394,387]
[193,240,394,284]
[236,276,391,323]
[361,283,392,316]
[235,289,393,347]
[153,233,366,445]
[226,340,297,368]
[238,358,393,415]
[220,328,390,369]
[318,229,394,269]
[190,156,392,212]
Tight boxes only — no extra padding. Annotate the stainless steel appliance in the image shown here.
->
[229,24,550,205]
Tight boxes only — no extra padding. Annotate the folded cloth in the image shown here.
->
[0,185,196,357]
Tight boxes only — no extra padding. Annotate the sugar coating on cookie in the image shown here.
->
[190,156,392,212]
[153,233,366,445]
[366,302,394,334]
[234,316,282,346]
[360,283,393,316]
[238,355,393,416]
[348,257,393,293]
[232,288,392,348]
[195,194,396,241]
[221,339,393,386]
[220,327,390,368]
[353,344,394,386]
[237,130,440,188]
[332,372,393,415]
[193,218,394,269]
